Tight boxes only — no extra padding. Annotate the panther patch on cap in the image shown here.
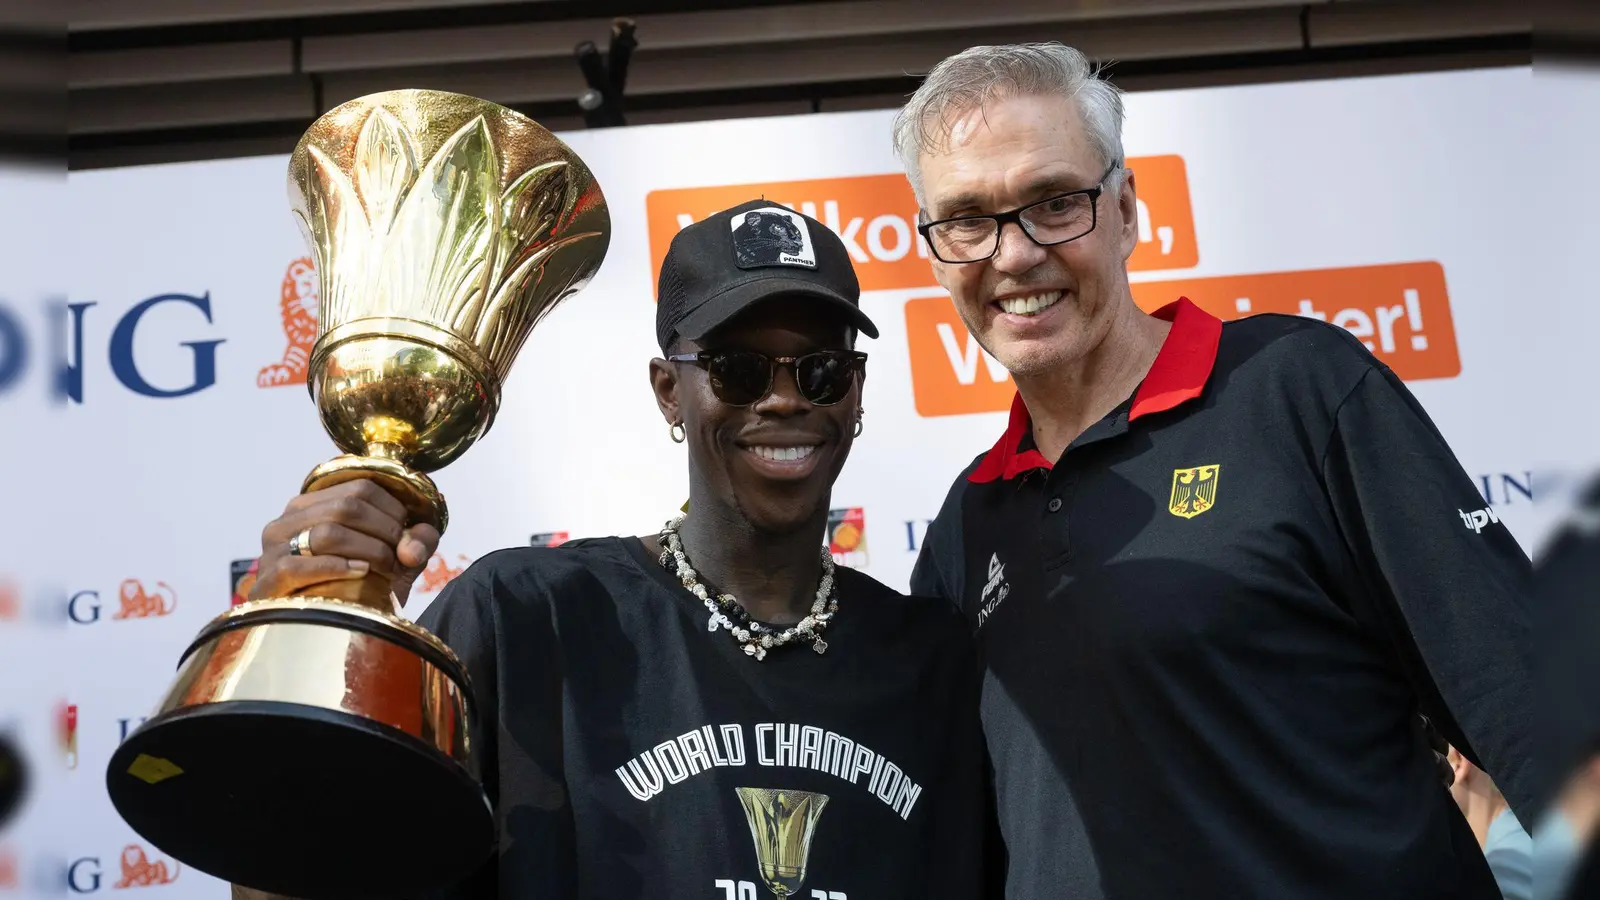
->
[729,206,817,270]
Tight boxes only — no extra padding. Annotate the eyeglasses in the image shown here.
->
[667,349,867,407]
[916,162,1120,264]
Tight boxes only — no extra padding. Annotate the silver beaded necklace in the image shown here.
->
[657,514,839,661]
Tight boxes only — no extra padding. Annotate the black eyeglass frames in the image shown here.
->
[916,161,1122,264]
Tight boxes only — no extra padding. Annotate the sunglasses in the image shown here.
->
[667,349,867,406]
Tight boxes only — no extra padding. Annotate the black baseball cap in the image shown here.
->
[656,198,879,352]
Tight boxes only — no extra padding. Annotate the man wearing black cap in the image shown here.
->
[234,200,989,900]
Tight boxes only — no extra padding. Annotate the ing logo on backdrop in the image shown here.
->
[111,580,176,620]
[417,553,472,597]
[65,844,180,892]
[0,580,17,622]
[66,579,178,625]
[258,257,320,388]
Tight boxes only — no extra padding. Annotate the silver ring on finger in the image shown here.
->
[289,527,315,557]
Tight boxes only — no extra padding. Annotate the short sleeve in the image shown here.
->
[910,461,979,609]
[1320,364,1535,822]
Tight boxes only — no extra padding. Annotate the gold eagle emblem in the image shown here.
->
[1169,465,1221,519]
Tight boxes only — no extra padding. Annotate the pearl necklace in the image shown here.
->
[658,515,838,661]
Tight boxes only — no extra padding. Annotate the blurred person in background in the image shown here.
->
[897,41,1534,899]
[1445,745,1531,900]
[232,201,989,900]
[1533,476,1600,899]
[0,730,22,834]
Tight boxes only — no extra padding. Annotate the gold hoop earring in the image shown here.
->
[670,422,686,443]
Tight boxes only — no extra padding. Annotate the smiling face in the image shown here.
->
[918,92,1140,379]
[651,298,862,536]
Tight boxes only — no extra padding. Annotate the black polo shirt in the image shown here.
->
[911,299,1534,899]
[413,536,990,900]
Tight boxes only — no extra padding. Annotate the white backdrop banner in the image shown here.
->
[0,63,1584,896]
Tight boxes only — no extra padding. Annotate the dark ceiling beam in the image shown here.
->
[67,0,839,49]
[63,0,1531,171]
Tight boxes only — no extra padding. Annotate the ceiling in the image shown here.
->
[61,0,1532,170]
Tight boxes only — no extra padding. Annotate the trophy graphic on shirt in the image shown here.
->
[736,787,831,898]
[104,89,609,900]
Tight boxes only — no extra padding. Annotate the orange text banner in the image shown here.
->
[645,155,1198,294]
[1130,261,1459,382]
[905,261,1459,417]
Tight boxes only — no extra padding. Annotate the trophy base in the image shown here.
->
[106,599,494,900]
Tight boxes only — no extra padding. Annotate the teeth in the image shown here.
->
[751,446,816,462]
[998,291,1063,316]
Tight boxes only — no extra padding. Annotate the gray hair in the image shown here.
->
[892,42,1127,205]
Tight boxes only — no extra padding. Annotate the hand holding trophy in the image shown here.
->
[106,90,610,899]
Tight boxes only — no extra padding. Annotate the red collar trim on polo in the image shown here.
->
[967,297,1222,483]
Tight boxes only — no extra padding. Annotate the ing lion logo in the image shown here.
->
[419,554,471,595]
[112,579,177,620]
[1169,465,1221,519]
[258,257,320,387]
[113,844,180,887]
[0,580,17,621]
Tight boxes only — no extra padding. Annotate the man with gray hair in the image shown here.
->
[901,42,1534,898]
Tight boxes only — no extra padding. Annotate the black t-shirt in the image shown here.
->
[414,536,988,900]
[913,307,1533,899]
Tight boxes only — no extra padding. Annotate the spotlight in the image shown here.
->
[572,20,636,128]
[608,18,637,94]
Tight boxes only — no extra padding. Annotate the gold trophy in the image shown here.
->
[735,787,831,898]
[105,89,610,899]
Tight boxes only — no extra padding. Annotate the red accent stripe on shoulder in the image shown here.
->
[1129,297,1221,422]
[968,393,1051,483]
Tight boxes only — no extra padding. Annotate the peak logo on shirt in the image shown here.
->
[977,553,1010,629]
[1169,465,1221,519]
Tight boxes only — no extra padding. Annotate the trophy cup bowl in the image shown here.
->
[105,89,610,900]
[736,787,831,898]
